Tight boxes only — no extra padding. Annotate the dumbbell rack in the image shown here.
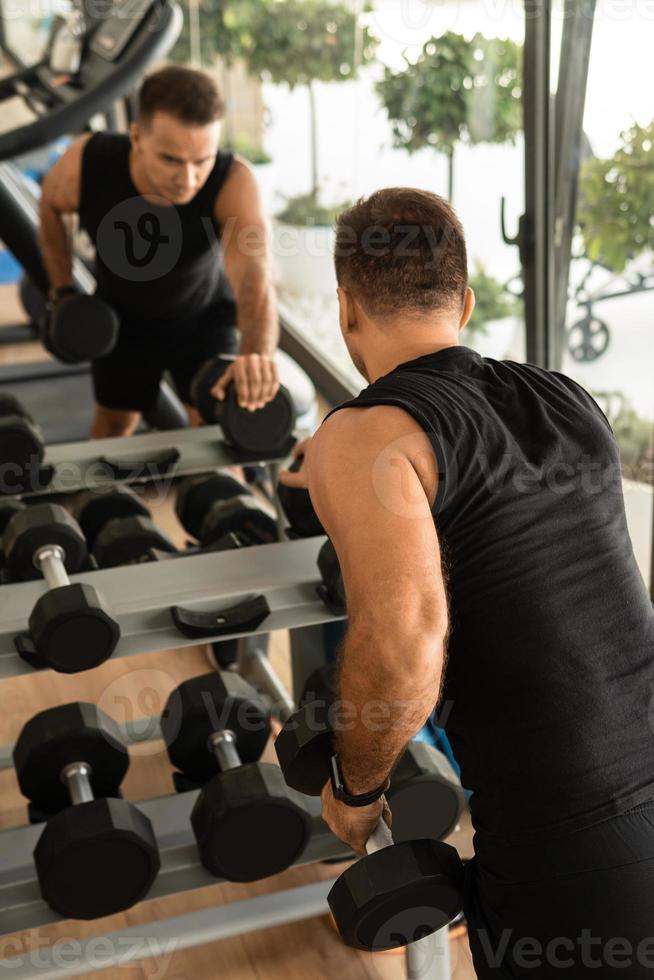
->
[0,538,339,675]
[0,533,452,978]
[0,788,450,979]
[0,423,302,499]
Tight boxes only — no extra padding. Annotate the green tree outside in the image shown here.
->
[377,31,522,201]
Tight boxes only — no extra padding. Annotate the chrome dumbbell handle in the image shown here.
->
[208,729,241,772]
[61,761,94,805]
[34,545,70,590]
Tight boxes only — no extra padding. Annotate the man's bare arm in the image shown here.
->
[214,157,279,356]
[39,134,91,289]
[308,405,448,795]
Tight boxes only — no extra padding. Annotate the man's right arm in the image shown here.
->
[39,133,91,292]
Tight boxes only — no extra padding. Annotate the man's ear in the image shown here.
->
[129,122,140,149]
[337,286,351,333]
[459,286,476,332]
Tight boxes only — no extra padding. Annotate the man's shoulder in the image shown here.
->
[317,402,431,465]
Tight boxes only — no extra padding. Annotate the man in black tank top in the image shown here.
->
[39,65,280,437]
[280,188,654,977]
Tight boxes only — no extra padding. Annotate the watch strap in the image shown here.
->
[330,754,387,808]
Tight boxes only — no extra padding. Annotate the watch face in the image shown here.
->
[330,754,344,800]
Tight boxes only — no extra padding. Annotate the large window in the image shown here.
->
[266,2,527,389]
[0,0,57,66]
[556,4,653,588]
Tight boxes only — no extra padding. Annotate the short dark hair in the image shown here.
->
[138,65,225,128]
[334,188,468,320]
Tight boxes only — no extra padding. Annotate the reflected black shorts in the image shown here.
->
[91,305,239,413]
[464,799,654,978]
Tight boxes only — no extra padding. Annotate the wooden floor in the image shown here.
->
[0,283,477,978]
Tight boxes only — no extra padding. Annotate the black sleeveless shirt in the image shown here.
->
[78,132,237,326]
[330,346,654,842]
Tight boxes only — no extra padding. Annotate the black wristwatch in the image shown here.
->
[330,754,388,808]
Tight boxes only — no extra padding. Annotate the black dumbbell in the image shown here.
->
[0,500,26,577]
[161,671,312,882]
[175,471,247,540]
[43,291,119,363]
[277,456,325,538]
[275,703,464,952]
[73,486,150,551]
[176,471,278,548]
[19,274,46,329]
[13,702,160,919]
[190,355,296,454]
[299,664,464,842]
[0,393,45,482]
[74,487,176,568]
[94,515,178,568]
[0,498,26,536]
[317,539,346,609]
[2,503,120,672]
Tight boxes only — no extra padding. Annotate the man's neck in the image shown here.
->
[368,338,461,383]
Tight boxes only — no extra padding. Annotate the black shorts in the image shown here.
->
[464,799,654,978]
[91,305,239,413]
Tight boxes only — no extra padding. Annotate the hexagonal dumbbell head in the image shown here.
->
[191,355,296,454]
[29,582,120,673]
[13,702,129,813]
[73,486,150,551]
[93,515,177,568]
[3,503,87,581]
[199,495,278,549]
[328,837,464,952]
[220,382,296,455]
[274,701,333,798]
[175,471,249,541]
[299,662,337,709]
[277,456,325,538]
[317,539,346,609]
[189,355,232,426]
[0,498,26,537]
[386,742,464,844]
[0,393,44,479]
[0,393,32,421]
[161,671,270,784]
[13,702,160,919]
[35,796,160,919]
[49,294,119,363]
[191,760,312,881]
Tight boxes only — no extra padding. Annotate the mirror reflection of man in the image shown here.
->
[40,65,279,437]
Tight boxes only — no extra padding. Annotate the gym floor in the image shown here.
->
[0,286,476,979]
